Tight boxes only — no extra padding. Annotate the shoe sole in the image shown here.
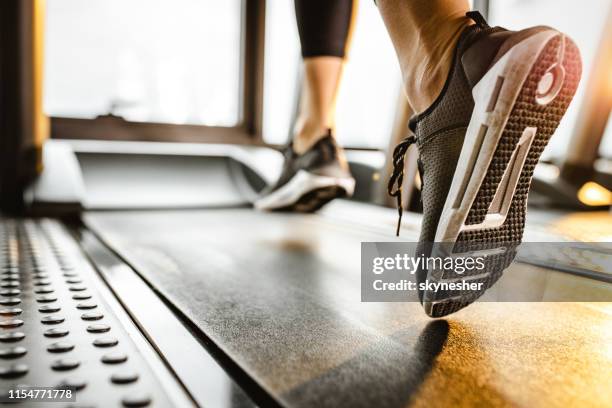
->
[424,30,582,317]
[254,170,355,212]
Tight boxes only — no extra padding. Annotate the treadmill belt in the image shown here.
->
[85,203,612,408]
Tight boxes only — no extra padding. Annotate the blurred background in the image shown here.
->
[0,0,609,214]
[0,3,611,406]
[44,0,612,157]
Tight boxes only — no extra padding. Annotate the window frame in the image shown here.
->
[50,0,267,146]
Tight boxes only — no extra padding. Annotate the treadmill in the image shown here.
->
[1,1,612,408]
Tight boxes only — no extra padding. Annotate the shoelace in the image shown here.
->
[387,135,417,237]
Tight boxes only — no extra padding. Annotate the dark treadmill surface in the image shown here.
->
[85,202,612,408]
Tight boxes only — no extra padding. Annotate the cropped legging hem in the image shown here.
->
[295,0,357,59]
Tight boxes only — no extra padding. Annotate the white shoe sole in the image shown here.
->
[254,170,355,212]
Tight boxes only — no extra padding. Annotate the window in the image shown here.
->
[263,0,401,148]
[262,0,300,145]
[44,0,242,126]
[489,0,612,160]
[335,1,402,149]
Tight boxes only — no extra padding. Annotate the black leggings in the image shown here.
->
[294,0,357,59]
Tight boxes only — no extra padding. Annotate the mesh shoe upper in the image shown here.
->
[388,13,504,290]
[407,14,550,244]
[262,130,351,196]
[409,20,492,244]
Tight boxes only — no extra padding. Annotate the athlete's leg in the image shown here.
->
[293,0,357,154]
[254,1,358,211]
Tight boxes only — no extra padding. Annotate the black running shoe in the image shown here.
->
[388,11,581,317]
[255,130,355,212]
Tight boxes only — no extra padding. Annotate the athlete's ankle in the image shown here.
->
[403,16,473,113]
[293,120,331,155]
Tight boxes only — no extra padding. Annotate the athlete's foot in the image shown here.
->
[388,11,581,317]
[255,130,355,212]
